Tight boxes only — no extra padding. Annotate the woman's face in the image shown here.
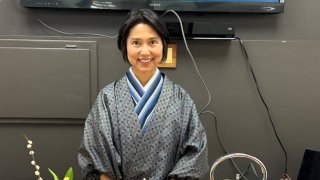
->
[126,23,163,80]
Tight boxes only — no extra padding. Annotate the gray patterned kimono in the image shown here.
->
[78,74,208,180]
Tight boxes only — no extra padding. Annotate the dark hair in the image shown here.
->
[117,9,169,63]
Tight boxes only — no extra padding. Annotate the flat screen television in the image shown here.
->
[21,0,284,14]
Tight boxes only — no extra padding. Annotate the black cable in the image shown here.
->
[201,111,258,180]
[161,10,260,179]
[234,37,289,174]
[200,111,225,152]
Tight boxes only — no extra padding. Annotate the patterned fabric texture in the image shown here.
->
[78,74,208,180]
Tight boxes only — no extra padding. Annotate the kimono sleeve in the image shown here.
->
[78,90,121,180]
[169,97,209,179]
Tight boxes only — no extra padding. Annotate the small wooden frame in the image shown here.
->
[158,44,177,68]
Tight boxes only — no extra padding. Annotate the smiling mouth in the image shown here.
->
[138,58,152,63]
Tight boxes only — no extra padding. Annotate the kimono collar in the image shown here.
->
[128,67,160,92]
[126,68,164,134]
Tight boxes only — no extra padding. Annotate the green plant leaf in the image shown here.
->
[64,167,73,180]
[48,168,59,180]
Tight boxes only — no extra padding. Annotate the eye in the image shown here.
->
[150,40,158,45]
[131,41,140,46]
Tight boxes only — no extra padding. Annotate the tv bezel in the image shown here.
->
[20,0,285,14]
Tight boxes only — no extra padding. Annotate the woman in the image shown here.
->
[78,9,208,180]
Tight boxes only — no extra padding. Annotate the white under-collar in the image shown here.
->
[129,67,160,92]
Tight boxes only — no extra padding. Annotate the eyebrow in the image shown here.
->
[128,37,161,41]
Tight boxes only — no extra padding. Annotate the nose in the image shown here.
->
[140,45,151,55]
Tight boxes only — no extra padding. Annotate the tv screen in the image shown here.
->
[21,0,284,14]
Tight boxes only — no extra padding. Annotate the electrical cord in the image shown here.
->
[203,111,259,180]
[235,36,290,179]
[161,10,211,114]
[162,10,259,180]
[241,163,260,179]
[27,8,118,38]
